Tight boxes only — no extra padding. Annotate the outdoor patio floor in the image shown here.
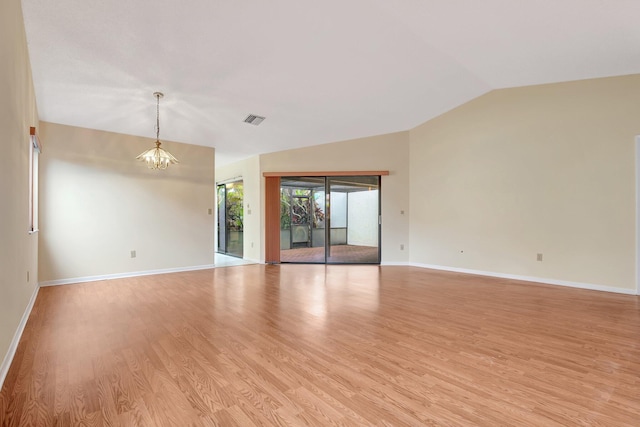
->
[280,244,379,263]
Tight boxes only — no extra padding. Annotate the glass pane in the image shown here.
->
[217,181,243,257]
[225,182,244,257]
[328,176,380,263]
[280,177,326,263]
[217,184,226,253]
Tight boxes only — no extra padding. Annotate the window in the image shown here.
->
[29,127,41,233]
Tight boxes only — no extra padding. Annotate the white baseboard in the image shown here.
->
[39,264,215,287]
[410,263,637,295]
[0,284,40,390]
[381,261,410,266]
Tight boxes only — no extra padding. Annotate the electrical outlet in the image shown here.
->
[131,250,137,258]
[400,244,404,250]
[208,208,212,215]
[251,242,254,248]
[537,253,543,262]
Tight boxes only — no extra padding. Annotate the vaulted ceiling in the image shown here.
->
[22,0,640,166]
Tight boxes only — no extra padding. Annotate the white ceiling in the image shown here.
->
[21,0,640,166]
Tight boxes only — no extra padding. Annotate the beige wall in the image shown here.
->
[259,132,411,264]
[38,123,215,282]
[410,75,640,291]
[216,155,261,262]
[0,0,40,376]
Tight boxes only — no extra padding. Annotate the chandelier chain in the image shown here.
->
[156,93,160,142]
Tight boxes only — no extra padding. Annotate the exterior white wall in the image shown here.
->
[331,192,347,227]
[347,190,379,247]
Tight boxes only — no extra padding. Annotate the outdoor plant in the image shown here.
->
[280,188,325,229]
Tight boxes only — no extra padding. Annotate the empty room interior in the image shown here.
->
[2,0,640,425]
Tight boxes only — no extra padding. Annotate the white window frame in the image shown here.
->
[29,127,41,234]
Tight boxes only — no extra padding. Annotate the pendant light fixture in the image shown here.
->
[136,91,179,169]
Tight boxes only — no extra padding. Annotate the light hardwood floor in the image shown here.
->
[1,265,639,426]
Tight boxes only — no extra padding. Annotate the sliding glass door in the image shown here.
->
[280,177,326,263]
[280,176,380,264]
[217,181,243,258]
[327,176,380,263]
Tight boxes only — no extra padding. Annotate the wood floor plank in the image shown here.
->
[1,265,639,426]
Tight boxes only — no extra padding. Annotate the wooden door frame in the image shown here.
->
[265,176,281,263]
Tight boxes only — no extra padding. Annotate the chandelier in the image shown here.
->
[136,91,179,169]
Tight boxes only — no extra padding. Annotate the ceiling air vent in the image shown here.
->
[244,114,266,126]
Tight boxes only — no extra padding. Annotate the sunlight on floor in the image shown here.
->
[213,253,256,268]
